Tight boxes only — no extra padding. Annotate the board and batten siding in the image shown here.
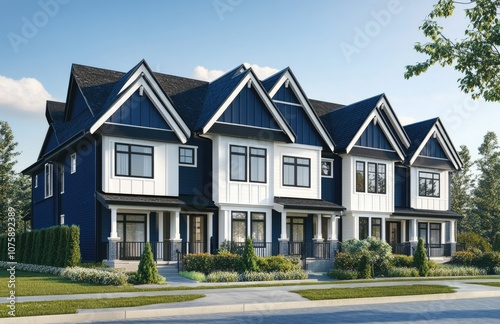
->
[101,135,179,196]
[410,167,449,210]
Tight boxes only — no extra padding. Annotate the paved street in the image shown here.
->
[91,297,500,324]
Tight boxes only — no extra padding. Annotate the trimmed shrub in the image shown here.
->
[458,232,492,252]
[136,242,161,284]
[16,233,24,263]
[493,232,500,252]
[60,267,128,285]
[206,271,238,283]
[414,237,429,277]
[242,237,259,272]
[30,231,39,264]
[0,236,5,261]
[387,267,419,277]
[47,226,60,266]
[42,228,54,265]
[212,254,243,273]
[392,254,414,268]
[327,268,359,280]
[334,252,357,271]
[257,255,298,272]
[56,226,69,267]
[428,266,486,277]
[341,237,393,276]
[183,253,214,274]
[34,229,46,265]
[66,225,81,267]
[23,231,33,264]
[358,255,372,279]
[478,252,500,274]
[451,250,479,266]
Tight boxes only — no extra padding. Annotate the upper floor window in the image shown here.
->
[230,145,267,183]
[34,175,38,188]
[321,159,333,178]
[59,164,65,194]
[419,171,440,197]
[115,143,153,178]
[70,153,77,174]
[356,162,365,192]
[367,163,386,194]
[283,156,310,187]
[179,147,196,166]
[44,163,53,198]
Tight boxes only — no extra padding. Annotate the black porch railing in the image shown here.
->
[390,243,412,256]
[289,242,331,259]
[101,241,171,261]
[223,242,279,257]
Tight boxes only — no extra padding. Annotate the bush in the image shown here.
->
[66,225,81,267]
[56,226,69,267]
[242,238,259,272]
[212,254,243,273]
[60,267,129,285]
[136,242,161,284]
[48,226,61,266]
[414,237,429,277]
[428,266,486,277]
[392,254,414,268]
[458,232,492,252]
[478,252,500,274]
[493,232,500,252]
[387,267,419,277]
[206,271,239,283]
[334,252,357,271]
[327,268,359,280]
[16,233,25,263]
[23,231,33,264]
[30,231,39,264]
[451,250,479,266]
[358,255,371,279]
[341,237,393,276]
[257,255,298,272]
[183,253,213,274]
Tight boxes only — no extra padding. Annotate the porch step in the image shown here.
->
[430,257,452,264]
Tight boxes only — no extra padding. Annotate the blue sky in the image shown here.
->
[1,0,499,172]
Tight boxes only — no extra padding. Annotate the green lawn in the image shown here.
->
[0,294,205,318]
[293,285,456,300]
[470,282,500,288]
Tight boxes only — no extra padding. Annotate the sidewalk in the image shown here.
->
[3,266,500,324]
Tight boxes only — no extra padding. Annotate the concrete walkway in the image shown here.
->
[2,266,500,324]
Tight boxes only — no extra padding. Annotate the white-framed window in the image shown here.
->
[179,146,197,167]
[60,214,65,225]
[59,164,65,194]
[115,143,153,178]
[70,153,77,174]
[44,163,53,198]
[34,175,38,188]
[321,159,333,178]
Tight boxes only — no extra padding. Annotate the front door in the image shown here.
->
[386,222,401,245]
[287,217,304,256]
[189,215,206,253]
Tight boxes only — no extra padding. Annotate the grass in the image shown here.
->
[293,284,456,300]
[470,282,500,288]
[179,271,206,282]
[0,294,205,318]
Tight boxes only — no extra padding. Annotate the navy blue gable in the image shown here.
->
[420,137,447,159]
[356,121,393,150]
[275,102,323,146]
[217,86,279,129]
[42,128,59,156]
[107,90,172,130]
[272,85,300,104]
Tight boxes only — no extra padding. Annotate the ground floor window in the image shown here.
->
[371,218,381,239]
[430,223,441,245]
[418,223,428,243]
[251,212,265,244]
[117,214,146,242]
[287,217,304,243]
[359,217,369,240]
[231,211,247,243]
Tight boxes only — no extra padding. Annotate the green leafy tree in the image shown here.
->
[457,231,492,252]
[358,255,372,279]
[405,0,500,102]
[11,174,31,232]
[414,237,429,277]
[473,132,500,240]
[493,232,500,252]
[136,242,160,284]
[242,237,259,272]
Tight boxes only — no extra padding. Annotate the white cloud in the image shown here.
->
[0,75,53,114]
[192,63,279,82]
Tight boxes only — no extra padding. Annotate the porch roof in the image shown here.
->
[274,197,345,212]
[392,207,464,219]
[96,192,217,211]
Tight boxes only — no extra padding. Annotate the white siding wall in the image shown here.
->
[101,135,179,196]
[342,155,395,213]
[410,167,449,210]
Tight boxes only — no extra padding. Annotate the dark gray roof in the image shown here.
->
[393,207,463,219]
[274,197,345,211]
[261,68,287,92]
[96,192,216,210]
[403,118,438,163]
[45,101,65,124]
[309,99,344,117]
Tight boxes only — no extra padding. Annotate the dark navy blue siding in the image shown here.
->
[107,90,172,130]
[60,137,97,261]
[276,102,323,146]
[179,137,212,196]
[321,156,342,205]
[217,86,279,129]
[305,215,313,243]
[69,87,90,121]
[394,166,409,208]
[356,122,393,150]
[180,214,187,245]
[32,165,58,230]
[44,129,59,156]
[273,85,300,104]
[150,213,158,242]
[420,137,447,159]
[272,211,281,245]
[100,205,111,242]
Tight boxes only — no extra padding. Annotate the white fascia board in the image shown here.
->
[118,64,191,139]
[378,96,410,148]
[202,73,296,143]
[268,71,335,152]
[435,121,463,169]
[410,125,461,170]
[346,110,405,160]
[108,204,181,213]
[90,79,189,143]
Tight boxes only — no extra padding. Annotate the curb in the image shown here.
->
[3,290,500,324]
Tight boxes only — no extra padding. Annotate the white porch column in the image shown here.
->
[381,218,386,242]
[107,208,120,261]
[449,220,456,243]
[207,213,213,253]
[329,216,338,241]
[110,208,118,238]
[280,210,288,240]
[314,214,323,241]
[219,210,231,245]
[146,212,151,242]
[170,210,181,240]
[158,212,164,242]
[410,219,418,242]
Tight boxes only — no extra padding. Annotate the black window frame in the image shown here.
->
[282,156,311,188]
[249,147,267,183]
[250,212,266,246]
[359,217,369,240]
[179,147,195,166]
[231,211,247,243]
[371,218,382,239]
[367,162,386,194]
[356,161,365,192]
[230,145,247,182]
[115,143,154,178]
[419,171,440,197]
[117,214,147,242]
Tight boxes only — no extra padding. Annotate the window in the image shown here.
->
[231,212,247,243]
[430,223,441,245]
[115,143,153,178]
[321,159,333,178]
[59,164,65,194]
[230,145,247,181]
[251,213,265,245]
[367,163,386,194]
[179,147,195,166]
[230,146,267,183]
[34,175,38,188]
[371,218,382,239]
[250,148,266,183]
[356,162,365,192]
[419,223,428,243]
[283,156,310,187]
[359,217,369,240]
[60,214,65,225]
[70,153,76,174]
[117,214,146,242]
[419,172,440,197]
[44,163,53,198]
